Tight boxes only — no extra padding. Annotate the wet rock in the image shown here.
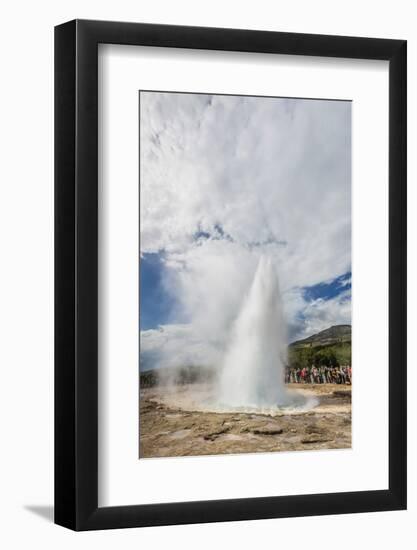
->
[301,436,331,444]
[305,424,326,435]
[333,390,351,399]
[139,384,351,457]
[203,426,230,441]
[239,423,283,435]
[252,425,283,435]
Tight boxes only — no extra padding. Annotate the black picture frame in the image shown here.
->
[55,19,407,531]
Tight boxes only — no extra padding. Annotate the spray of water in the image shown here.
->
[218,256,300,410]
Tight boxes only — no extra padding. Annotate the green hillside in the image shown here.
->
[288,325,351,368]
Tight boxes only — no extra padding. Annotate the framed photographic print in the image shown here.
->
[55,20,407,530]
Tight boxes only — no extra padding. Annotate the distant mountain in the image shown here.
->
[290,325,351,349]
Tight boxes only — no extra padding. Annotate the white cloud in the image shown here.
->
[289,289,351,341]
[140,323,222,371]
[139,92,351,369]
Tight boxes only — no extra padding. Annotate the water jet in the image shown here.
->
[219,256,300,410]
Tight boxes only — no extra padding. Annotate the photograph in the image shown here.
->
[0,2,409,542]
[139,91,352,458]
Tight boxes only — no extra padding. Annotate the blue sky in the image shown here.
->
[302,272,351,303]
[139,253,176,330]
[140,251,351,341]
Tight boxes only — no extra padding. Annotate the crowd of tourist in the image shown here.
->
[285,365,352,385]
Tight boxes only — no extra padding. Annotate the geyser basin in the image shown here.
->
[145,383,318,417]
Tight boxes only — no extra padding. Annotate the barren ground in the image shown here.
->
[139,383,351,458]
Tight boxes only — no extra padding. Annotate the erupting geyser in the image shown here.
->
[219,256,295,409]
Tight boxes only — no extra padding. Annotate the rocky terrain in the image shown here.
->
[139,383,351,458]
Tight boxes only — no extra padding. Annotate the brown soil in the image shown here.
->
[139,383,351,458]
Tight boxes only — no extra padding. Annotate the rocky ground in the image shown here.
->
[139,383,351,458]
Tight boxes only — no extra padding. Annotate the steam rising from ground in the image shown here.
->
[150,256,315,414]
